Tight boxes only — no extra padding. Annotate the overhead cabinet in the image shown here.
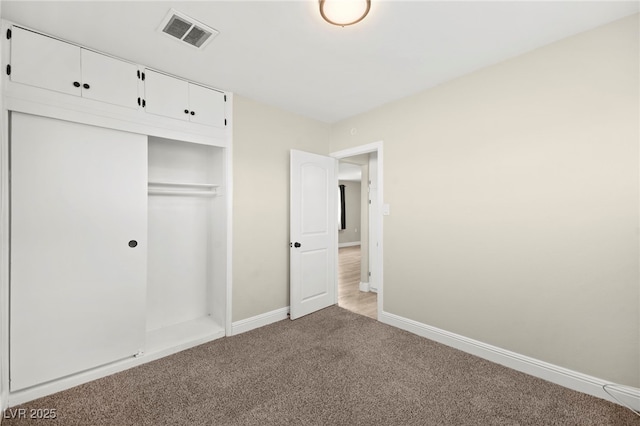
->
[144,69,226,128]
[10,26,139,109]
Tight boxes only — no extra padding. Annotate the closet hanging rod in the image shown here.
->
[148,181,220,189]
[148,189,218,197]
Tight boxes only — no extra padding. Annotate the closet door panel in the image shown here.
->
[10,26,81,96]
[188,83,225,127]
[144,69,189,121]
[10,113,147,391]
[81,49,139,109]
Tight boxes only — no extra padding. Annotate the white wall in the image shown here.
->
[329,14,639,387]
[232,95,330,322]
[338,180,361,245]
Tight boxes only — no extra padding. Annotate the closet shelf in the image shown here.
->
[148,181,220,196]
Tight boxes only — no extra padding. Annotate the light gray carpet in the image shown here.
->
[3,306,637,425]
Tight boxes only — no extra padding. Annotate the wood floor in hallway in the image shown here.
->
[338,245,377,319]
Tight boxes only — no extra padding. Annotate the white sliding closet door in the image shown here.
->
[10,113,147,391]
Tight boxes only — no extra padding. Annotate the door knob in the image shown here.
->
[128,240,138,248]
[73,81,81,87]
[83,83,90,89]
[294,242,301,248]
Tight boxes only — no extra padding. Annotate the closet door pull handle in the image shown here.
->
[184,109,189,114]
[128,240,138,248]
[83,83,90,89]
[294,242,301,248]
[73,81,81,87]
[190,111,195,116]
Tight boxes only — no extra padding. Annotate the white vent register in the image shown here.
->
[159,9,218,49]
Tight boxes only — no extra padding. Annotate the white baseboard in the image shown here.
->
[359,281,369,292]
[338,241,360,248]
[231,307,289,336]
[379,311,640,412]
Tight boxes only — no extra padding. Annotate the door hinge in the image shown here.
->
[137,70,141,79]
[224,94,227,102]
[6,28,12,39]
[137,97,141,106]
[369,199,371,204]
[224,118,227,126]
[369,272,371,277]
[6,64,10,76]
[137,97,146,107]
[141,72,145,81]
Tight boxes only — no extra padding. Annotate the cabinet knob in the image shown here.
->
[83,83,90,89]
[184,109,189,114]
[128,240,138,248]
[190,111,195,116]
[73,81,81,87]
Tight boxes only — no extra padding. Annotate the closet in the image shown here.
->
[146,137,227,352]
[2,21,230,403]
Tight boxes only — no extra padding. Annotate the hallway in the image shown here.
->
[338,245,377,319]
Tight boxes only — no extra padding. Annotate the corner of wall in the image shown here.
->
[379,311,640,413]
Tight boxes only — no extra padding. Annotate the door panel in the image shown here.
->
[301,249,330,300]
[81,49,139,109]
[188,83,225,127]
[10,113,147,391]
[290,150,336,319]
[11,26,81,96]
[144,69,189,121]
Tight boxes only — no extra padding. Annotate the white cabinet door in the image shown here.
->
[144,69,190,121]
[10,26,81,96]
[10,113,147,391]
[188,83,225,127]
[11,27,139,108]
[144,69,225,127]
[80,49,139,109]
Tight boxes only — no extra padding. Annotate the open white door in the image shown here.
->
[290,150,337,320]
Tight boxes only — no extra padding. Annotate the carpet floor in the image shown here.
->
[3,306,637,425]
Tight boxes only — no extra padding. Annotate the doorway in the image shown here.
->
[332,142,383,320]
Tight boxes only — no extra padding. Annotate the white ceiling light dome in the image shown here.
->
[319,0,371,27]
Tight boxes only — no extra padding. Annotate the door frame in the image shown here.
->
[331,141,384,319]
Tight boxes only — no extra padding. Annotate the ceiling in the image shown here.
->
[2,1,638,123]
[338,162,363,181]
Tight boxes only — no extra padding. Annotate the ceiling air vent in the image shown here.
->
[159,9,218,49]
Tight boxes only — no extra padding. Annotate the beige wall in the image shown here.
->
[338,180,361,245]
[232,95,330,321]
[330,15,639,386]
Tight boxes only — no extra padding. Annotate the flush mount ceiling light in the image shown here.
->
[158,9,218,49]
[319,0,371,27]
